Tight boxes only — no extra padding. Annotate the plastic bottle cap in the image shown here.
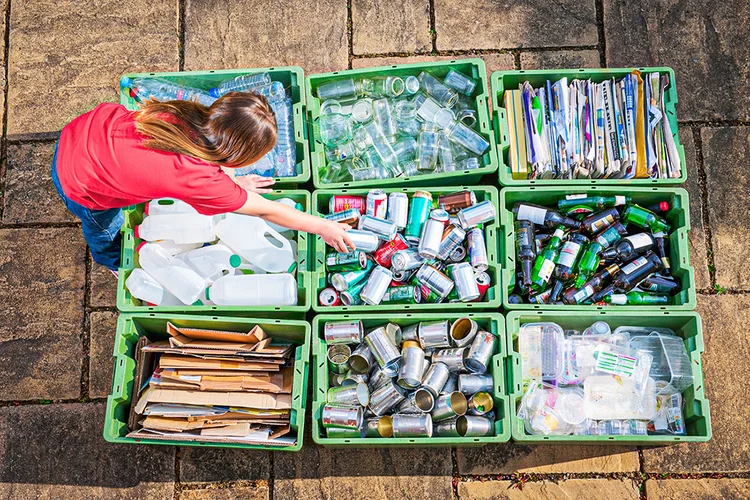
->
[129,89,138,99]
[133,225,141,239]
[204,287,211,300]
[229,254,242,268]
[659,201,669,212]
[120,76,133,89]
[136,241,147,253]
[209,88,221,98]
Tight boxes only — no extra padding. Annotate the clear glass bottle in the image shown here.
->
[360,76,405,98]
[363,121,400,172]
[394,99,421,136]
[318,113,352,146]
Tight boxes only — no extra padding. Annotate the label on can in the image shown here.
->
[367,190,388,219]
[374,234,409,268]
[538,259,555,282]
[621,256,648,275]
[330,196,366,214]
[627,233,653,250]
[557,241,581,268]
[468,229,488,269]
[516,204,547,225]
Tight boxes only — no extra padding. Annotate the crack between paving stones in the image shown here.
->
[451,447,459,499]
[0,0,11,222]
[595,0,607,67]
[692,125,718,290]
[428,0,437,52]
[0,221,81,229]
[268,451,275,500]
[173,447,181,500]
[80,247,92,400]
[346,0,353,69]
[177,0,186,71]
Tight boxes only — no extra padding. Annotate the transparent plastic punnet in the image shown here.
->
[518,322,565,385]
[624,327,694,395]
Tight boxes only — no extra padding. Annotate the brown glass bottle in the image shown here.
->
[562,263,621,305]
[580,208,620,235]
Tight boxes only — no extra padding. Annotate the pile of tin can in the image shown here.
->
[319,189,496,307]
[321,318,498,438]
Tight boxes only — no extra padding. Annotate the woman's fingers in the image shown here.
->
[343,235,356,252]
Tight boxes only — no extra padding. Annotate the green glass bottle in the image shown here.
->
[554,232,588,281]
[604,291,669,305]
[562,263,621,305]
[592,222,628,249]
[574,241,603,288]
[622,204,670,233]
[558,194,631,213]
[530,227,565,293]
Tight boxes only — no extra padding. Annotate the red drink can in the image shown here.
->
[319,287,341,306]
[373,233,409,268]
[472,271,491,302]
[329,195,366,214]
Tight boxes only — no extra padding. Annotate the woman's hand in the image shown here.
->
[320,220,355,253]
[235,174,276,194]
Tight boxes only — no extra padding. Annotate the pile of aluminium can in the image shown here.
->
[321,319,498,438]
[319,189,496,307]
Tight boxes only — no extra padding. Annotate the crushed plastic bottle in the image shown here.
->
[209,72,272,97]
[121,77,216,107]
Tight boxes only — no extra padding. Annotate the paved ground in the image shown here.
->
[0,0,748,498]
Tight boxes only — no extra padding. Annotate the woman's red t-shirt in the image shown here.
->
[56,103,248,215]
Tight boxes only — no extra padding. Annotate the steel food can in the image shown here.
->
[391,249,425,272]
[397,341,425,389]
[345,230,381,253]
[418,219,443,259]
[330,195,366,214]
[373,233,409,267]
[431,391,468,422]
[433,347,469,372]
[457,200,496,229]
[327,344,352,374]
[458,373,493,395]
[429,208,451,227]
[421,361,450,397]
[348,343,376,374]
[418,320,451,349]
[397,387,435,414]
[392,413,433,438]
[368,365,391,392]
[449,317,478,348]
[467,391,494,416]
[467,227,488,272]
[365,326,401,376]
[449,245,467,263]
[433,418,461,437]
[438,190,477,214]
[387,192,409,229]
[450,262,480,302]
[325,208,361,227]
[360,266,393,305]
[364,416,394,437]
[329,372,347,387]
[474,271,491,301]
[342,372,369,386]
[324,320,363,344]
[322,404,363,429]
[366,189,388,219]
[369,380,406,416]
[416,264,455,298]
[326,427,365,438]
[326,251,370,272]
[457,415,494,437]
[442,374,458,394]
[400,323,419,343]
[382,285,421,304]
[465,331,497,374]
[404,190,433,244]
[319,287,340,307]
[385,323,402,346]
[437,224,467,260]
[358,215,398,241]
[327,383,370,406]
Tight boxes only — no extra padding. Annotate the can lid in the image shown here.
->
[414,190,433,200]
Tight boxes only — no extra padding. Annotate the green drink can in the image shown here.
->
[326,251,369,272]
[404,190,433,244]
[331,260,374,292]
[341,279,369,306]
[382,285,421,304]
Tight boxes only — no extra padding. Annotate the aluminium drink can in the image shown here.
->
[438,190,477,214]
[373,233,409,267]
[467,228,489,272]
[387,192,409,229]
[330,195,366,214]
[366,189,388,219]
[359,215,398,241]
[319,287,340,306]
[404,190,433,243]
[325,208,360,227]
[418,219,444,259]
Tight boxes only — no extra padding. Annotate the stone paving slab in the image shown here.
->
[457,479,641,499]
[520,50,601,70]
[642,294,750,472]
[702,126,750,290]
[2,142,75,224]
[0,228,85,400]
[603,0,750,122]
[184,0,348,74]
[90,258,119,308]
[180,484,269,500]
[456,444,638,475]
[7,0,178,138]
[88,311,118,399]
[273,445,453,500]
[352,0,431,55]
[353,53,516,75]
[180,449,271,484]
[679,126,710,290]
[434,0,598,51]
[645,478,750,500]
[0,403,175,497]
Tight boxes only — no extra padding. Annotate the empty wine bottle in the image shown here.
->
[591,284,616,303]
[558,194,631,213]
[573,241,602,288]
[592,221,628,248]
[600,233,655,261]
[515,220,537,289]
[604,291,668,305]
[653,232,671,276]
[555,232,588,281]
[530,227,565,293]
[622,204,670,233]
[549,279,565,303]
[562,263,621,305]
[580,208,620,235]
[612,252,663,292]
[638,275,680,295]
[513,203,581,230]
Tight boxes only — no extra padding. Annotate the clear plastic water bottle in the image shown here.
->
[137,243,207,305]
[210,73,272,97]
[178,243,241,283]
[134,213,216,245]
[234,150,277,177]
[121,77,216,107]
[272,98,297,177]
[206,274,298,306]
[253,81,287,103]
[145,198,197,216]
[215,214,295,273]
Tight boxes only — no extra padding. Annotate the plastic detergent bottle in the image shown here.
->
[145,198,198,216]
[206,274,297,306]
[124,268,182,305]
[134,213,216,245]
[178,243,241,283]
[264,198,302,236]
[148,240,203,256]
[215,214,294,272]
[137,243,206,305]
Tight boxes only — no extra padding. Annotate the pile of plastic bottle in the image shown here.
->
[120,73,297,178]
[125,198,300,307]
[517,321,692,436]
[314,69,490,183]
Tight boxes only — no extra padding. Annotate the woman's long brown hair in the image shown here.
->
[133,92,277,167]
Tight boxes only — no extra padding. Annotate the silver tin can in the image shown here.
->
[392,413,433,438]
[458,373,493,395]
[449,317,479,348]
[433,417,461,437]
[397,341,425,389]
[421,362,450,397]
[457,200,496,229]
[330,372,347,387]
[369,380,406,416]
[467,227,489,272]
[348,343,375,374]
[437,224,467,260]
[387,192,409,229]
[441,374,458,394]
[416,264,455,298]
[418,219,443,259]
[368,365,392,391]
[465,331,497,374]
[457,415,494,437]
[449,245,467,263]
[467,391,494,416]
[327,383,370,407]
[392,269,416,283]
[360,266,393,305]
[363,416,394,437]
[324,320,363,344]
[342,372,369,386]
[385,322,402,346]
[390,249,425,272]
[327,344,352,374]
[451,262,480,302]
[326,426,365,438]
[396,387,435,414]
[365,326,401,377]
[322,404,363,429]
[358,215,398,241]
[346,229,381,253]
[432,347,469,372]
[418,320,451,349]
[431,391,468,422]
[400,323,419,342]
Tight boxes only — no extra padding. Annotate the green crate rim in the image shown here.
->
[116,190,312,317]
[311,185,502,312]
[311,312,510,447]
[500,186,697,311]
[103,313,311,451]
[306,58,499,189]
[505,310,711,444]
[490,67,687,186]
[119,66,310,186]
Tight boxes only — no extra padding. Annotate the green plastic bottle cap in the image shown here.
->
[204,287,210,300]
[229,254,242,268]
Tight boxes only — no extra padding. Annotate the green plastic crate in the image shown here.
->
[500,186,696,311]
[119,66,310,186]
[103,313,311,451]
[491,67,687,186]
[117,190,311,317]
[311,313,510,447]
[306,58,498,189]
[312,186,502,312]
[506,311,711,444]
